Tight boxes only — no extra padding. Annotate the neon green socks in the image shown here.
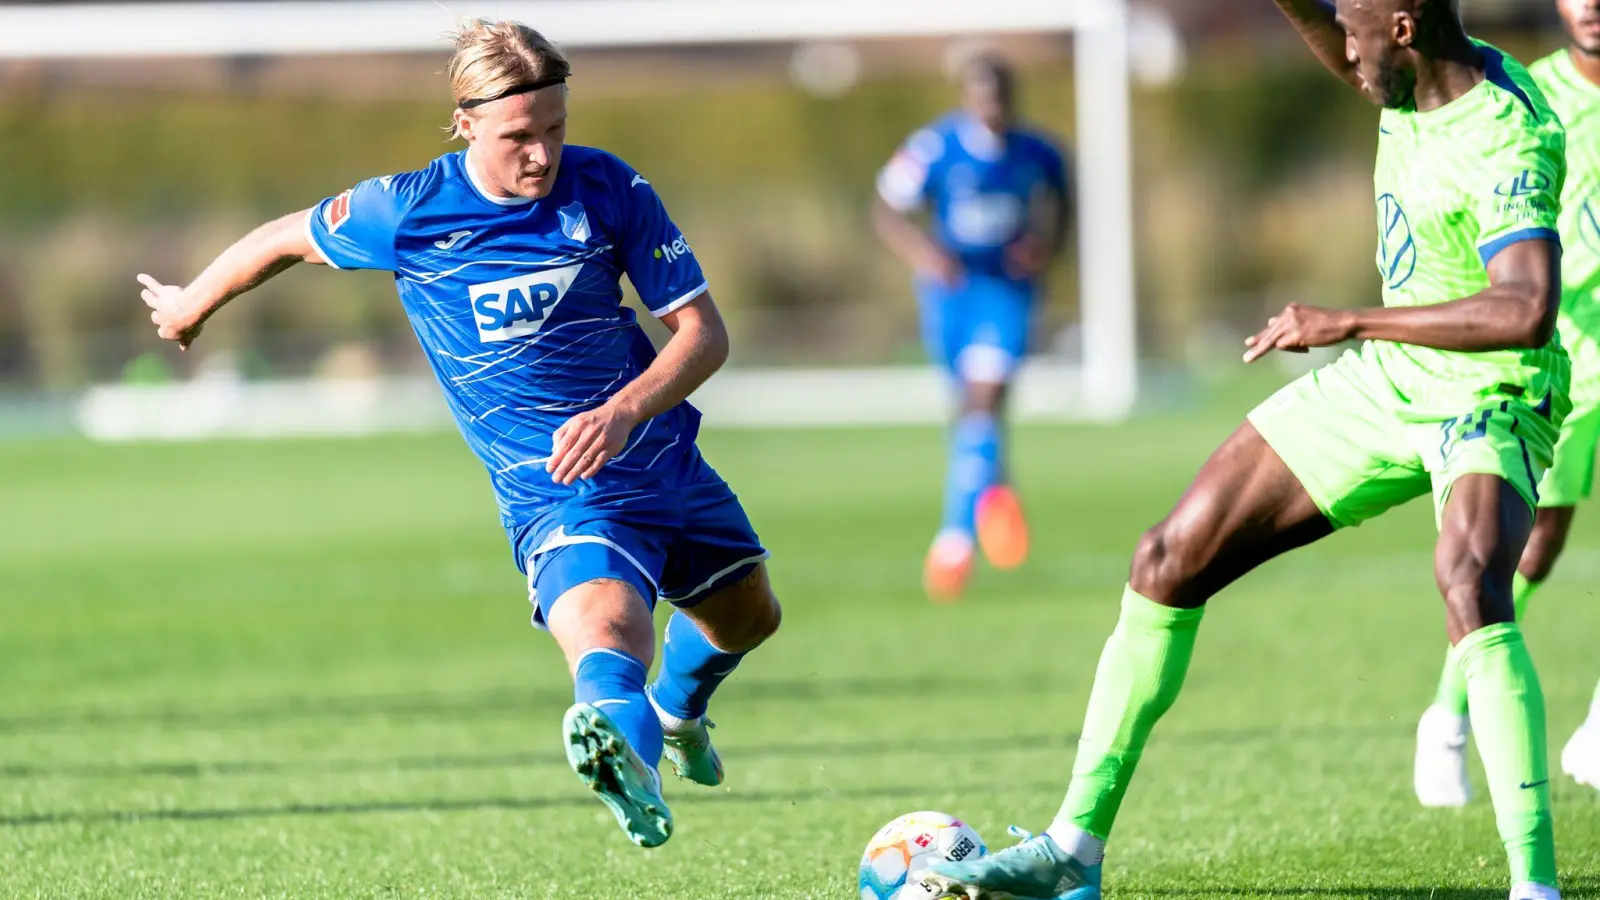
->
[1053,586,1204,841]
[1457,622,1558,888]
[1433,572,1541,715]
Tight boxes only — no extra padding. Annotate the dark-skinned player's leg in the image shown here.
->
[965,378,1034,572]
[1051,423,1332,851]
[923,345,1443,899]
[1433,474,1557,893]
[924,275,1033,601]
[1417,440,1580,809]
[923,422,1338,900]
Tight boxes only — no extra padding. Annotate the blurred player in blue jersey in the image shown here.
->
[133,20,780,849]
[873,53,1071,602]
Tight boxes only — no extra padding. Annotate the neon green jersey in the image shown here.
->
[1529,49,1600,396]
[1371,42,1570,420]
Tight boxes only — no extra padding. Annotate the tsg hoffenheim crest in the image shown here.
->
[558,202,591,243]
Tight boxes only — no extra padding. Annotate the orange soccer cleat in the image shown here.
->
[975,485,1030,571]
[923,531,975,604]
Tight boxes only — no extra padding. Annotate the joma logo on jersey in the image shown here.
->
[467,264,583,343]
[654,235,691,263]
[1376,193,1416,290]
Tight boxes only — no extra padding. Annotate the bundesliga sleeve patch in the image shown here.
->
[324,189,354,234]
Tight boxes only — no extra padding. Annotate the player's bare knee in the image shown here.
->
[961,380,1006,416]
[1519,509,1572,583]
[740,591,782,648]
[1129,520,1203,604]
[1518,540,1561,583]
[688,569,781,653]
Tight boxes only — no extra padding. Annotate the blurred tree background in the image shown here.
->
[0,3,1571,389]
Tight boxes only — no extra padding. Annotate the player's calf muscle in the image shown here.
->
[1435,476,1531,642]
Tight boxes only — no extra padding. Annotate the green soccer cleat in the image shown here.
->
[648,688,725,787]
[661,716,725,786]
[562,703,674,848]
[921,827,1101,900]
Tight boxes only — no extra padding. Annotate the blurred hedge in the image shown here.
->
[0,47,1448,387]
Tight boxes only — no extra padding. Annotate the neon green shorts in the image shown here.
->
[1248,346,1559,530]
[1540,331,1600,507]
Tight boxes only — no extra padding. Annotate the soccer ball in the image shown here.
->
[858,811,987,900]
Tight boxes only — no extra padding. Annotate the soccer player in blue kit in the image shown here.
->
[134,20,781,849]
[874,54,1071,602]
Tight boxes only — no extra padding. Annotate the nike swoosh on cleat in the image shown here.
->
[1520,779,1549,789]
[593,699,629,709]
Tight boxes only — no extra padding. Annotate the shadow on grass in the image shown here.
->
[0,779,1032,827]
[1,724,1408,781]
[0,672,1066,734]
[1136,878,1599,899]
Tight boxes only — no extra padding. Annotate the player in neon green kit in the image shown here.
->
[921,1,1569,898]
[1416,0,1600,805]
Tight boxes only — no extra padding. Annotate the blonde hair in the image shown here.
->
[447,19,570,137]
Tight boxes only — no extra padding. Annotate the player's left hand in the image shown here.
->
[1004,234,1052,280]
[547,402,639,485]
[1243,302,1356,363]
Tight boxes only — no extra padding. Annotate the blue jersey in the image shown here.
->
[306,146,709,538]
[877,112,1069,283]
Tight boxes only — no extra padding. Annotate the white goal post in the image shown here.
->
[1,0,1139,421]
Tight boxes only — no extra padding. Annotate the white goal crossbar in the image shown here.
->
[1,0,1138,420]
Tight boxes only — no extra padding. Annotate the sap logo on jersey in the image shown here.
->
[947,193,1024,247]
[655,235,692,263]
[468,264,583,343]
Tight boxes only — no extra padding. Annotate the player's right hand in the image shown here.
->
[1242,302,1355,363]
[137,274,204,350]
[920,251,963,288]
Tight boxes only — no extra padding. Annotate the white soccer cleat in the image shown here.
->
[1561,719,1600,791]
[1414,704,1471,808]
[1509,881,1561,900]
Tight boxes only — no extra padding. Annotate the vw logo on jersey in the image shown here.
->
[1580,196,1600,256]
[1376,193,1416,290]
[558,202,591,243]
[468,263,583,343]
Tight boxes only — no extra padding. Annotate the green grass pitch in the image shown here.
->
[2,409,1599,898]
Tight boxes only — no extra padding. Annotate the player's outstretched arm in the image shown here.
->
[1270,0,1363,92]
[546,292,730,485]
[137,210,325,349]
[872,198,961,287]
[1244,239,1560,361]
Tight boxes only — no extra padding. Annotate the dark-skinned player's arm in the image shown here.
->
[1244,239,1560,362]
[1005,148,1075,281]
[137,209,326,350]
[873,197,961,286]
[546,292,729,485]
[1270,0,1364,92]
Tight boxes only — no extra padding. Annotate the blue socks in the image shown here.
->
[650,612,747,721]
[941,411,1002,535]
[574,648,662,770]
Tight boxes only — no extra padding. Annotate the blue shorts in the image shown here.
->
[917,274,1036,384]
[515,444,769,629]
